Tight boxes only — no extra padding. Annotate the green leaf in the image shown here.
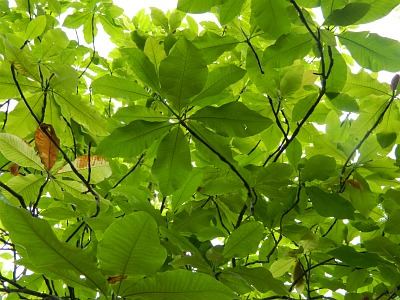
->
[152,127,192,196]
[190,102,272,137]
[231,267,288,294]
[113,106,169,123]
[98,212,166,280]
[339,31,400,72]
[63,11,91,29]
[321,0,348,18]
[325,48,348,94]
[91,75,149,102]
[323,3,371,26]
[25,15,46,40]
[286,138,302,168]
[355,0,400,24]
[0,133,43,170]
[120,48,161,92]
[252,0,290,39]
[0,197,108,295]
[263,33,313,68]
[150,7,169,32]
[191,65,246,104]
[192,32,238,64]
[347,186,377,218]
[124,270,235,299]
[171,168,203,213]
[365,236,400,266]
[144,36,167,70]
[377,132,397,149]
[223,221,264,259]
[97,121,173,158]
[219,0,245,25]
[329,245,387,268]
[159,38,208,111]
[177,0,222,13]
[307,186,355,219]
[54,94,108,136]
[302,155,336,181]
[3,174,45,206]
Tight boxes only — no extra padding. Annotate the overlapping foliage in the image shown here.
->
[0,0,399,299]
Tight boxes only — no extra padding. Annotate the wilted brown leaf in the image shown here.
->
[8,163,19,176]
[35,124,60,171]
[107,275,127,284]
[292,260,305,293]
[347,179,363,190]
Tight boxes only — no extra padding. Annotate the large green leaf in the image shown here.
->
[159,38,208,111]
[98,212,166,285]
[302,155,336,181]
[25,15,46,40]
[177,0,223,13]
[263,33,313,68]
[365,236,400,266]
[252,0,291,39]
[339,31,400,72]
[96,121,173,158]
[219,0,245,25]
[355,0,400,24]
[323,3,371,26]
[0,197,108,295]
[192,32,238,64]
[2,174,45,206]
[91,75,149,102]
[191,65,246,105]
[120,48,161,92]
[307,186,355,219]
[113,106,169,123]
[0,133,43,170]
[223,221,264,259]
[328,245,388,268]
[53,93,108,136]
[123,270,235,299]
[152,127,192,196]
[190,102,272,137]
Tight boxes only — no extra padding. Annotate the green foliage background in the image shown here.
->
[0,0,399,299]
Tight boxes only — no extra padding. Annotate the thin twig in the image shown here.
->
[11,65,101,217]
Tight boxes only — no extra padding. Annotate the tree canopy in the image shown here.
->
[0,0,399,299]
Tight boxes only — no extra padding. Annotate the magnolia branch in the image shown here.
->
[338,95,396,192]
[265,0,334,164]
[11,65,102,217]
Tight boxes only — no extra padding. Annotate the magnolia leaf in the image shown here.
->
[123,270,235,299]
[0,133,43,171]
[56,155,112,184]
[35,124,60,171]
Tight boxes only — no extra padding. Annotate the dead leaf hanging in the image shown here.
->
[35,124,60,171]
[8,163,20,176]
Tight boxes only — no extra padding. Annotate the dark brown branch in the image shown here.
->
[241,28,264,74]
[0,181,26,209]
[11,65,102,217]
[339,95,395,192]
[104,153,145,199]
[78,11,97,79]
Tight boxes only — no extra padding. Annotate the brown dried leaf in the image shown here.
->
[347,179,363,190]
[8,163,19,176]
[107,275,127,284]
[56,155,112,184]
[35,124,60,171]
[292,260,305,293]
